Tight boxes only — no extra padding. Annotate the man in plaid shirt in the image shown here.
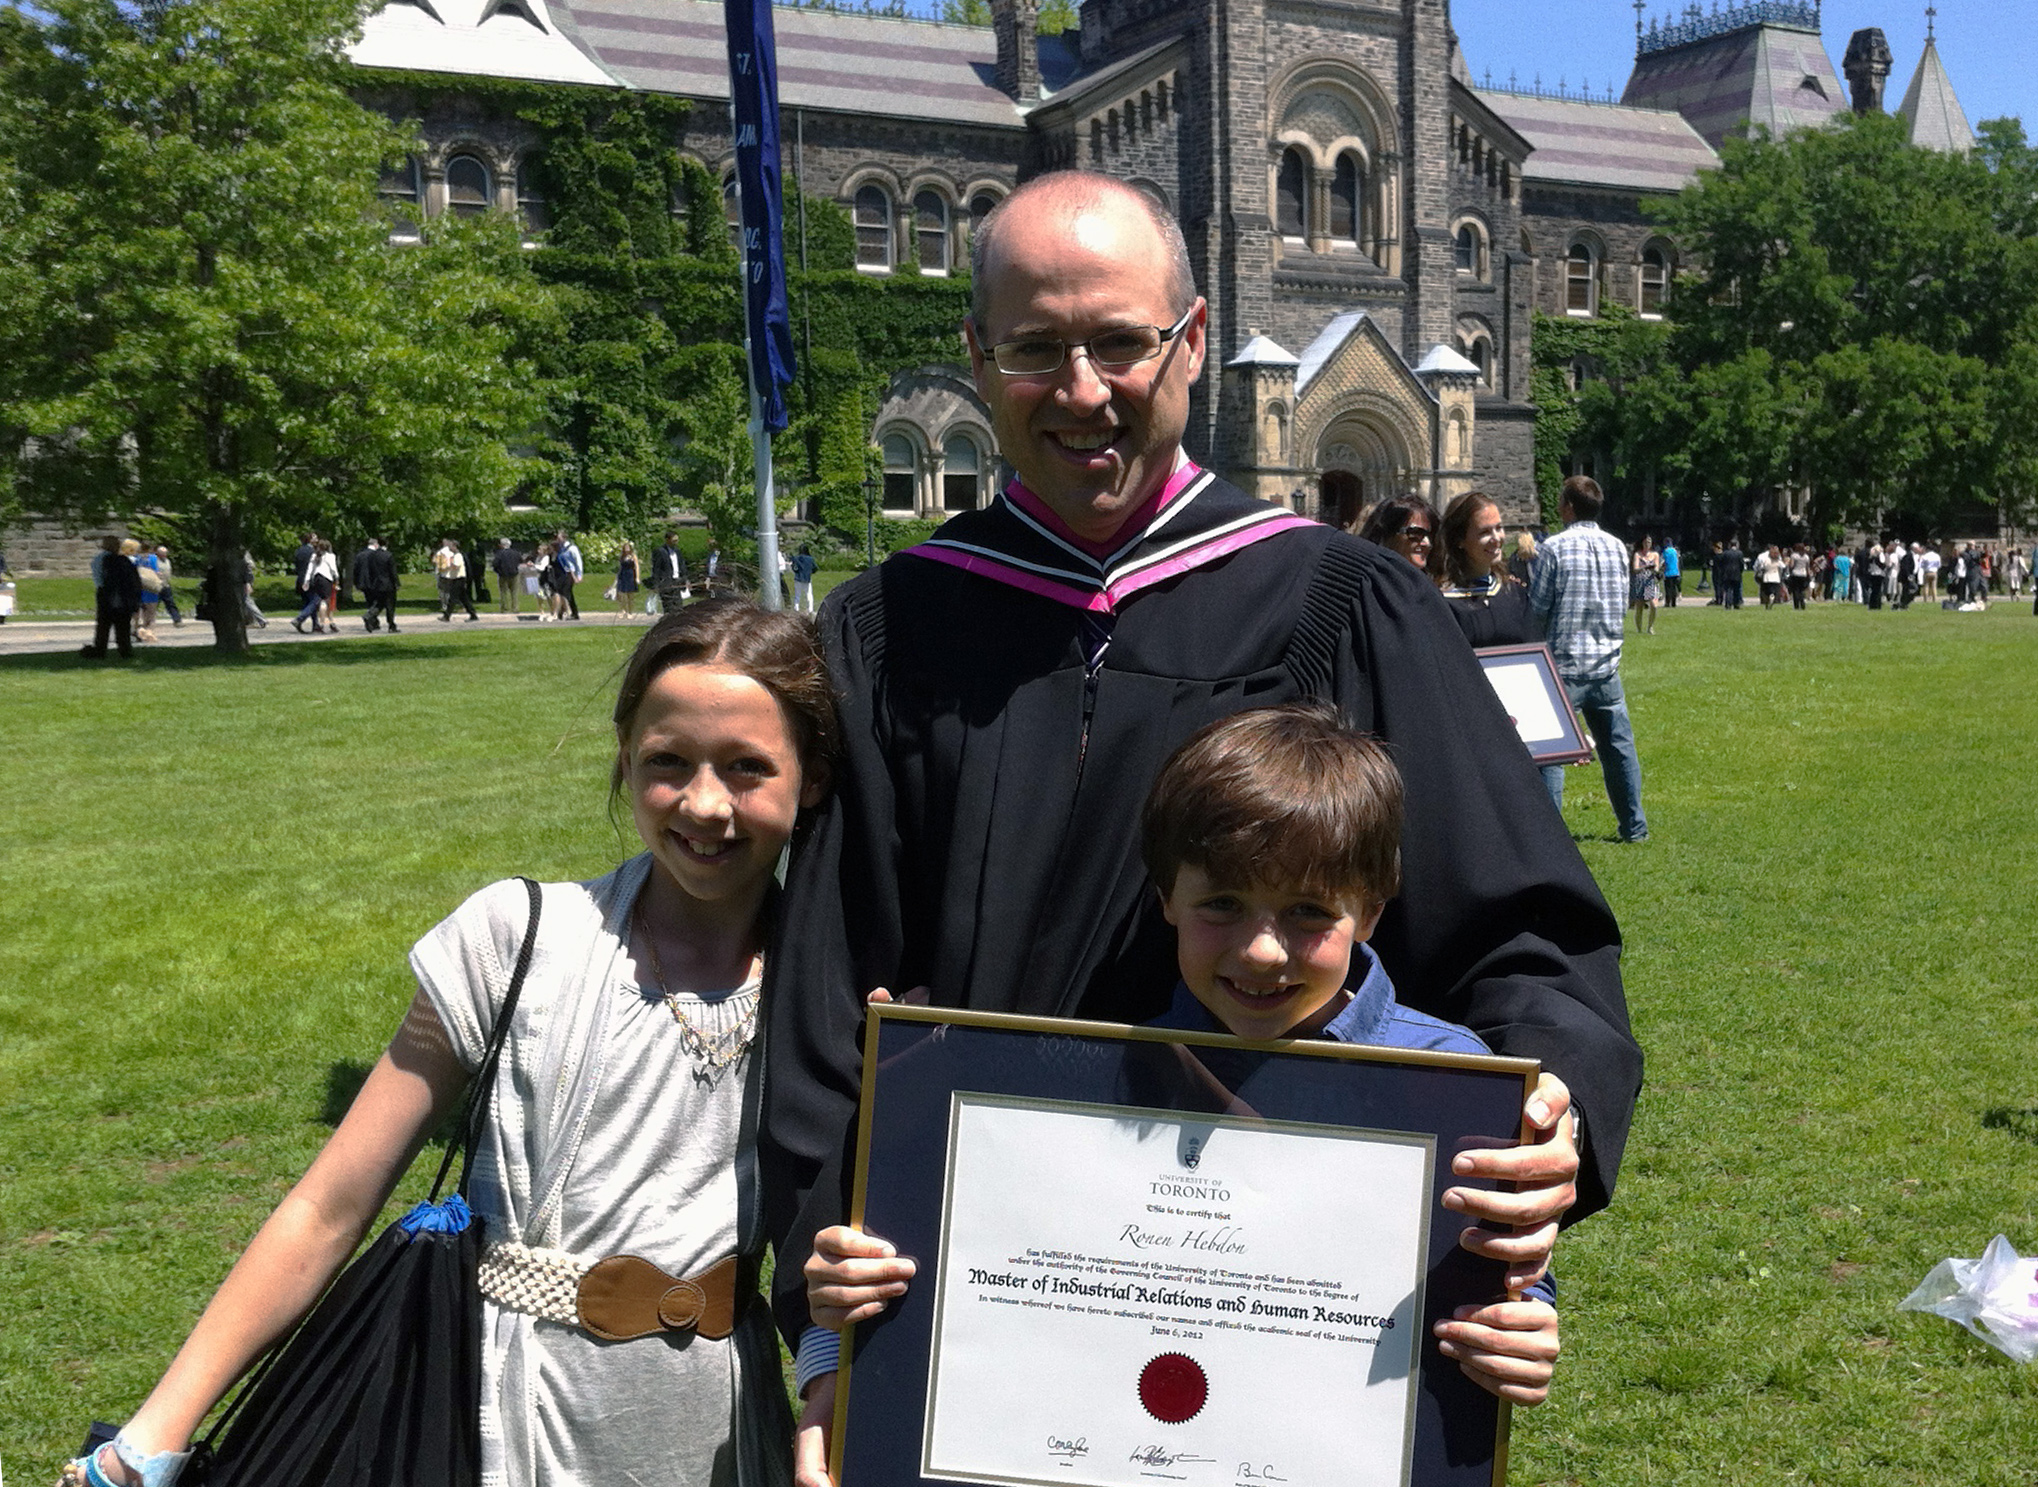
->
[1529,476,1649,843]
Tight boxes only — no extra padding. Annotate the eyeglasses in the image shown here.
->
[986,304,1197,376]
[1400,526,1434,542]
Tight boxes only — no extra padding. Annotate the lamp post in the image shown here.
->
[862,472,879,570]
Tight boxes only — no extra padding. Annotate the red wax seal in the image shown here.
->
[1138,1352,1208,1424]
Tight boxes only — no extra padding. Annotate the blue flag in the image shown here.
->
[725,0,797,432]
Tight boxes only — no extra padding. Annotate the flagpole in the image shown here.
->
[748,341,782,611]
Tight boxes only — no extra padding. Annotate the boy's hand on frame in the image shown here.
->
[1442,1072,1578,1287]
[1434,1298,1561,1405]
[805,1225,917,1332]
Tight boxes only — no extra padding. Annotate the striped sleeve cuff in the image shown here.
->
[795,1325,844,1397]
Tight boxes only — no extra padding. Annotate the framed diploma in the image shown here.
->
[832,1005,1540,1487]
[1474,643,1593,765]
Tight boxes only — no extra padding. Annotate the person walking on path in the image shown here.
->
[1661,540,1681,607]
[614,541,640,619]
[130,539,166,641]
[1530,475,1649,844]
[1715,538,1745,608]
[354,537,400,633]
[493,538,522,614]
[1786,544,1812,610]
[83,534,141,658]
[790,544,818,614]
[1920,545,1941,602]
[435,538,478,622]
[1752,544,1783,609]
[554,530,584,620]
[291,532,314,614]
[651,533,688,614]
[149,547,185,628]
[293,539,338,633]
[1832,548,1852,603]
[1861,542,1885,609]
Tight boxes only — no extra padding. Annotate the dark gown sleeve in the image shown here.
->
[1333,546,1642,1220]
[761,574,905,1345]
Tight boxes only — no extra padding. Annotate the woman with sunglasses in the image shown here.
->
[1357,495,1441,575]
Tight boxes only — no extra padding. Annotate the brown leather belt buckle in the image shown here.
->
[577,1254,745,1342]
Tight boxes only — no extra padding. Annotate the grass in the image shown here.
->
[2,600,2035,1481]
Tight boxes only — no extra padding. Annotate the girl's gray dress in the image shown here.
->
[411,856,794,1487]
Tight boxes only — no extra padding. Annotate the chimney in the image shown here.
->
[992,0,1040,105]
[1842,28,1893,114]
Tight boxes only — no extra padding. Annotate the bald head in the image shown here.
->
[970,172,1195,328]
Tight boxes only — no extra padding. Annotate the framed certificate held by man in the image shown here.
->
[830,1004,1540,1487]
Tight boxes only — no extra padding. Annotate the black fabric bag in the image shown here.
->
[196,876,543,1487]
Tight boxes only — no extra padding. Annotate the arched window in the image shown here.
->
[1566,243,1598,316]
[882,433,917,511]
[1329,154,1360,243]
[1455,224,1478,274]
[516,156,548,238]
[445,154,492,217]
[942,435,979,510]
[1640,247,1669,317]
[1276,148,1307,239]
[723,177,742,252]
[969,191,999,238]
[916,191,949,275]
[855,184,893,271]
[379,157,421,241]
[1467,338,1491,387]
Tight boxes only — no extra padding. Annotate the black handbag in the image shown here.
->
[190,877,543,1486]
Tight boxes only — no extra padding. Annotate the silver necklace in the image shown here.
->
[634,904,759,1071]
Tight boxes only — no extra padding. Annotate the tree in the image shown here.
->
[1579,111,2038,537]
[0,0,554,651]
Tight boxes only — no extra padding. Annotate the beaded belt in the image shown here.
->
[478,1241,751,1341]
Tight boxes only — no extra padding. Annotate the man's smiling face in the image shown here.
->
[967,190,1205,544]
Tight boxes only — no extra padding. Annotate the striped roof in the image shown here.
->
[551,0,1027,126]
[1621,20,1845,147]
[1897,37,1973,155]
[1478,91,1718,195]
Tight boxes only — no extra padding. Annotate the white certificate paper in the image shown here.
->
[922,1093,1434,1487]
[1482,658,1568,745]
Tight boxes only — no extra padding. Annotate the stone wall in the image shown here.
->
[2,518,134,577]
[1519,183,1680,319]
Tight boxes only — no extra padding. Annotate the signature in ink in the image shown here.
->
[1130,1446,1215,1468]
[1236,1465,1288,1483]
[1046,1437,1090,1461]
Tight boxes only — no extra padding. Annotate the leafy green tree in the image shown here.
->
[1572,111,2038,537]
[0,0,553,651]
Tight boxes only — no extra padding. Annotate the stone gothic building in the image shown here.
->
[7,0,1980,576]
[342,0,1959,536]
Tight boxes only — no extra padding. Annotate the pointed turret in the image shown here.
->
[1897,33,1972,154]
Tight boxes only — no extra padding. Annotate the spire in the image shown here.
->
[1897,23,1973,154]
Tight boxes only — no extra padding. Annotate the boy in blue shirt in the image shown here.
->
[798,705,1562,1475]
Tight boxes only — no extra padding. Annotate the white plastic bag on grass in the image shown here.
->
[1899,1235,2038,1362]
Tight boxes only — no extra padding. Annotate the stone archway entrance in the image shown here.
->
[1318,417,1413,529]
[1320,470,1364,530]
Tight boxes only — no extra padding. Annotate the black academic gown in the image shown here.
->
[761,475,1642,1343]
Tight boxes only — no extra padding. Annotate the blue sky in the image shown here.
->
[1451,1,2029,129]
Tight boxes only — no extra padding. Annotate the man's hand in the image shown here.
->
[1432,1299,1561,1405]
[1442,1072,1579,1291]
[793,1372,837,1487]
[805,1225,918,1332]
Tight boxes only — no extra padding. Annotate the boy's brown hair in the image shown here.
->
[1140,702,1402,906]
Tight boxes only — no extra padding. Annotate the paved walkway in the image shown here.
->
[0,607,650,658]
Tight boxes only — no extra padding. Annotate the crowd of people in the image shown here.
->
[1677,537,2029,612]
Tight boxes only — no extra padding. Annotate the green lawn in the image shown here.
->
[3,602,2034,1481]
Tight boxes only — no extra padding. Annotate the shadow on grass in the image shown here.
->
[0,638,476,673]
[321,1060,375,1126]
[1982,1106,2038,1146]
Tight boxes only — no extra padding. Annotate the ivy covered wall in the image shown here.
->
[368,74,974,561]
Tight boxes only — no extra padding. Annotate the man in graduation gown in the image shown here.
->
[764,172,1643,1408]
